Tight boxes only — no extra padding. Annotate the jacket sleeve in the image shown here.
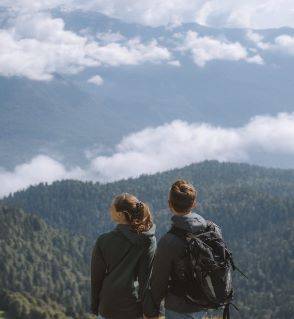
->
[91,239,107,315]
[143,236,173,317]
[138,237,157,301]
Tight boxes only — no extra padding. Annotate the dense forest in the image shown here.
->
[0,206,93,319]
[1,161,294,318]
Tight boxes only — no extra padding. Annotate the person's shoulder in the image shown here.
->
[206,219,223,238]
[95,229,119,245]
[206,219,220,228]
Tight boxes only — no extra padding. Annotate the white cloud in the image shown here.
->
[0,14,99,80]
[246,30,270,50]
[246,30,264,44]
[168,60,181,67]
[247,33,294,57]
[178,31,263,66]
[71,0,202,27]
[246,31,294,58]
[0,13,172,80]
[246,54,264,65]
[90,121,245,181]
[86,38,171,66]
[89,112,294,181]
[69,0,294,29]
[2,112,294,197]
[273,35,294,55]
[0,0,66,12]
[244,113,294,152]
[96,31,125,43]
[88,74,104,86]
[0,155,84,197]
[2,0,294,29]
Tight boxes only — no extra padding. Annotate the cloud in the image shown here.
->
[0,14,99,80]
[0,13,172,80]
[88,74,104,86]
[2,0,294,29]
[178,31,263,66]
[89,112,294,181]
[273,35,294,55]
[246,32,294,57]
[246,30,270,50]
[86,38,171,66]
[168,60,181,67]
[1,112,294,197]
[0,155,84,197]
[96,31,125,43]
[69,0,294,29]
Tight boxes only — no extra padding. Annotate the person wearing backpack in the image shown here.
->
[91,193,156,319]
[144,180,232,319]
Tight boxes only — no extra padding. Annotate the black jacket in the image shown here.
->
[91,224,156,319]
[144,212,222,316]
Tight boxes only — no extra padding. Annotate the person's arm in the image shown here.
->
[91,239,107,315]
[138,237,157,301]
[143,236,173,317]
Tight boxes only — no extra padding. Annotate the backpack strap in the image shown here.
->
[223,303,240,319]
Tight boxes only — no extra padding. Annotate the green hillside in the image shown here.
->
[2,161,294,318]
[0,206,93,319]
[4,161,294,238]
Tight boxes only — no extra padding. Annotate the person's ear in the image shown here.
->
[192,200,197,208]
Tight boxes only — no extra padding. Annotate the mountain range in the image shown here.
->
[1,10,294,169]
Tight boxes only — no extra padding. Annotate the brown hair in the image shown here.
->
[113,193,153,233]
[169,180,197,213]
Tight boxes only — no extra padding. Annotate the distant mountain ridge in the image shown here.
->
[4,161,294,237]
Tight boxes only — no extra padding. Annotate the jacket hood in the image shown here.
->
[171,212,207,234]
[116,223,156,245]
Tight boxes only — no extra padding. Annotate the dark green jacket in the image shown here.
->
[91,224,156,319]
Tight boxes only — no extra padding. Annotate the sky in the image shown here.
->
[1,1,294,196]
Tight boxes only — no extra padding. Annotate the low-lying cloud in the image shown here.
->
[0,155,84,197]
[0,12,172,80]
[88,75,104,86]
[246,31,294,58]
[178,31,263,66]
[1,112,294,197]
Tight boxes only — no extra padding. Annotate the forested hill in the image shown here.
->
[1,161,294,318]
[0,205,92,319]
[4,161,294,238]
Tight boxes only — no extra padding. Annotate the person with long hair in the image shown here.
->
[91,193,156,319]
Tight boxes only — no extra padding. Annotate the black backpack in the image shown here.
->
[169,221,245,319]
